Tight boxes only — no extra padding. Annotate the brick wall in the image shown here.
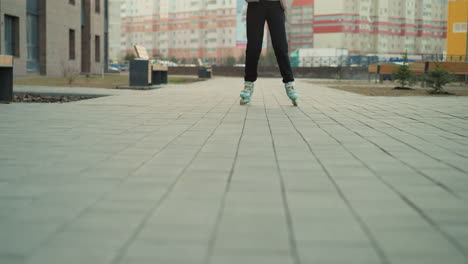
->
[0,0,105,77]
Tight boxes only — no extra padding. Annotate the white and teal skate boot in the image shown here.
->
[285,82,298,106]
[240,81,254,105]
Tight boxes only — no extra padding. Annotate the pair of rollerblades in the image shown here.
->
[240,81,298,106]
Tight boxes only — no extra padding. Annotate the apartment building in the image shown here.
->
[120,0,263,63]
[288,0,449,56]
[288,0,314,51]
[108,0,123,62]
[447,0,468,60]
[0,0,105,76]
[120,0,155,59]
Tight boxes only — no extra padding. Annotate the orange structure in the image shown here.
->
[447,0,468,61]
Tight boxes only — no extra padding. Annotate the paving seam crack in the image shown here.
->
[110,97,238,264]
[348,101,468,160]
[24,96,229,261]
[326,99,466,195]
[297,94,468,260]
[263,88,301,264]
[273,93,391,264]
[301,93,465,196]
[205,98,249,264]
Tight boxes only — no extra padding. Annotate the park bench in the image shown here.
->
[368,61,468,83]
[408,62,427,75]
[425,62,468,75]
[0,55,14,104]
[426,62,468,83]
[197,58,212,79]
[406,61,468,76]
[129,45,168,86]
[368,64,401,82]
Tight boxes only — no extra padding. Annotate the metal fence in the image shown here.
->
[425,54,467,62]
[291,56,378,67]
[291,54,468,68]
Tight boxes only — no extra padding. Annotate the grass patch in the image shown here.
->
[327,86,468,96]
[14,75,204,89]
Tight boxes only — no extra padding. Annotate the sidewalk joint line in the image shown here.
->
[263,87,301,264]
[298,93,468,260]
[111,97,237,264]
[274,93,391,264]
[205,97,249,264]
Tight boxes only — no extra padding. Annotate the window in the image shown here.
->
[95,35,100,62]
[4,15,20,57]
[27,0,39,72]
[95,0,100,13]
[69,29,75,60]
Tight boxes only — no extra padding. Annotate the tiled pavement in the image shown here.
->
[1,77,468,264]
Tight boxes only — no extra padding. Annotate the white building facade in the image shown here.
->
[119,0,256,63]
[307,0,448,55]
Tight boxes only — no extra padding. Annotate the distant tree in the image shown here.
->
[237,55,245,64]
[393,52,414,89]
[258,51,277,67]
[258,54,266,66]
[124,53,135,61]
[424,62,455,94]
[60,59,80,85]
[226,56,236,66]
[266,50,276,67]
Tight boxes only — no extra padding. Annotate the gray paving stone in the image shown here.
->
[0,221,60,256]
[27,244,117,264]
[1,78,468,263]
[212,230,290,253]
[387,255,467,264]
[0,255,26,264]
[374,229,465,260]
[209,253,294,264]
[297,243,381,264]
[121,241,207,264]
[5,204,85,224]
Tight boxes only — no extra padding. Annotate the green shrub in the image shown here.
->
[259,51,277,67]
[393,52,414,89]
[424,63,455,93]
[226,56,236,66]
[124,53,135,61]
[237,55,245,64]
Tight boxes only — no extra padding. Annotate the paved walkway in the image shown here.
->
[1,77,468,264]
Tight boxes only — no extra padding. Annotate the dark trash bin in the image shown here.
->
[151,66,169,85]
[0,55,14,104]
[198,67,212,79]
[130,59,151,86]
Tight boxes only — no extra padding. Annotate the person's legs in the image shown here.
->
[265,2,298,106]
[266,2,294,84]
[244,2,267,83]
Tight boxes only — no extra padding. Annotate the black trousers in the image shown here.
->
[244,0,294,83]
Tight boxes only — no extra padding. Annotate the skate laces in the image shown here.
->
[242,82,254,93]
[285,83,296,94]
